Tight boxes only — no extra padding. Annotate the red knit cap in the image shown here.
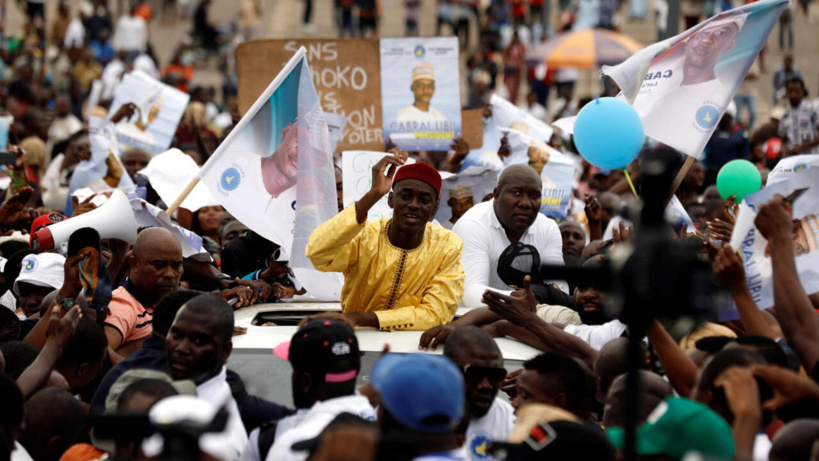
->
[392,162,442,198]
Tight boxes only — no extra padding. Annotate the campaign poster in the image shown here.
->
[767,154,819,185]
[435,166,498,229]
[729,168,819,310]
[342,150,416,221]
[109,70,190,155]
[380,37,462,151]
[603,0,787,157]
[504,131,575,218]
[462,94,555,173]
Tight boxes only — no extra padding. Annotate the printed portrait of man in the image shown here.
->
[441,185,474,229]
[637,13,748,154]
[396,63,447,123]
[261,121,299,199]
[793,213,818,256]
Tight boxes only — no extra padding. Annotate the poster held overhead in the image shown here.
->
[380,37,462,152]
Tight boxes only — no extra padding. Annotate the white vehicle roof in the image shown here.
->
[233,301,543,362]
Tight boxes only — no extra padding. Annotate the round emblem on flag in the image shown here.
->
[220,167,241,192]
[414,45,425,58]
[469,435,492,460]
[795,163,807,172]
[695,104,720,130]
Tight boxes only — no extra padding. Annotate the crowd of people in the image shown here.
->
[1,0,819,460]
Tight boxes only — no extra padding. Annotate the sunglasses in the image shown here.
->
[463,364,508,385]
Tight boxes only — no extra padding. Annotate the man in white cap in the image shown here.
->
[442,185,474,230]
[633,13,748,156]
[13,253,65,318]
[397,63,447,123]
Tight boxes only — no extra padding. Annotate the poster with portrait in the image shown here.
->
[729,168,819,310]
[602,0,787,157]
[461,94,555,174]
[109,70,190,155]
[342,151,416,221]
[435,166,498,229]
[504,130,575,218]
[380,37,462,151]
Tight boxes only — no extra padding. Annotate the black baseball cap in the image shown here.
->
[497,242,544,288]
[274,319,361,383]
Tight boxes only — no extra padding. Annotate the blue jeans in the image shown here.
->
[779,18,793,50]
[734,94,756,130]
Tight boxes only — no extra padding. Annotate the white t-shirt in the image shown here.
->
[266,395,376,461]
[397,105,447,123]
[453,200,568,307]
[240,409,310,461]
[64,18,85,48]
[464,397,515,461]
[113,15,148,52]
[563,319,628,350]
[196,367,249,461]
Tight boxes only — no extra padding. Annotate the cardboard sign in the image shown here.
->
[238,39,383,152]
[342,151,416,221]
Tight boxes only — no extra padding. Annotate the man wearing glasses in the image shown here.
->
[444,326,515,461]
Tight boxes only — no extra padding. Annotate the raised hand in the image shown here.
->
[0,187,38,231]
[482,275,538,326]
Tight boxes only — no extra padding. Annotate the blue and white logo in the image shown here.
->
[414,45,425,58]
[695,104,721,130]
[220,167,241,192]
[469,435,492,460]
[795,163,807,172]
[23,257,36,273]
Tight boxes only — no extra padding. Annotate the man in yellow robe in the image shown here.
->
[306,150,465,331]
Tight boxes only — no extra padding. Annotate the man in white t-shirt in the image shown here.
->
[453,164,567,308]
[444,327,515,461]
[397,63,447,123]
[264,318,375,461]
[113,7,148,54]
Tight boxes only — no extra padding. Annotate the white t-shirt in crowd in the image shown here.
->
[464,397,515,461]
[240,409,310,461]
[397,105,447,123]
[113,15,148,52]
[453,200,568,307]
[64,18,85,48]
[195,367,248,461]
[564,319,628,350]
[266,395,376,461]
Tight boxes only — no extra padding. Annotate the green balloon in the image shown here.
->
[716,159,762,203]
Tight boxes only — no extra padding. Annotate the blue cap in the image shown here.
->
[371,354,464,433]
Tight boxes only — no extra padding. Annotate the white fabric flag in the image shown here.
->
[137,148,219,212]
[130,198,211,261]
[198,48,343,300]
[601,0,787,157]
[767,154,819,185]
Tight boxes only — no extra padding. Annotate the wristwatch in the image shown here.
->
[55,295,76,311]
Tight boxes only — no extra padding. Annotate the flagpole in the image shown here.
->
[668,156,695,203]
[166,177,200,217]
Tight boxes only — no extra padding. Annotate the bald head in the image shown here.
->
[603,370,673,428]
[444,326,501,362]
[595,338,647,404]
[130,228,183,305]
[19,388,83,461]
[498,164,542,191]
[770,419,819,461]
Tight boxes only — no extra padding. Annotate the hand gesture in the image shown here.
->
[611,221,633,245]
[109,103,139,124]
[60,252,87,300]
[451,137,470,161]
[713,245,747,289]
[714,366,762,419]
[71,194,98,218]
[418,324,454,351]
[754,195,793,241]
[482,275,538,327]
[707,218,734,243]
[0,187,38,230]
[220,285,257,308]
[722,195,739,224]
[585,194,602,223]
[498,134,511,160]
[369,150,406,198]
[751,364,819,411]
[235,278,273,301]
[46,305,82,349]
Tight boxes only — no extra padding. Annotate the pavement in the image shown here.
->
[5,0,818,132]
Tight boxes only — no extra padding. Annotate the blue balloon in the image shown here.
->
[573,97,644,170]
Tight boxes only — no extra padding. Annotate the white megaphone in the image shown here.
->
[32,189,137,252]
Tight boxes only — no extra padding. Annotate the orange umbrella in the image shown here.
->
[527,29,644,69]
